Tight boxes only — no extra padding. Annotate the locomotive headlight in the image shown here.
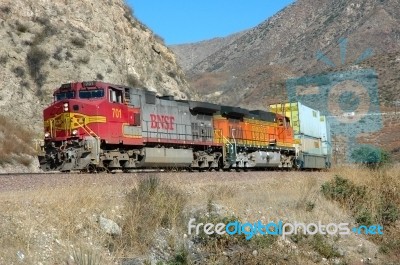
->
[72,129,78,136]
[63,102,69,112]
[44,132,50,138]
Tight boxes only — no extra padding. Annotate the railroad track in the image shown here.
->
[0,164,327,176]
[0,171,62,176]
[0,170,329,194]
[0,168,192,176]
[0,168,213,177]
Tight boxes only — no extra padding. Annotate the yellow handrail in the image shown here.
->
[75,119,100,139]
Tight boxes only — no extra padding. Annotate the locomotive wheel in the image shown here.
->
[85,164,97,173]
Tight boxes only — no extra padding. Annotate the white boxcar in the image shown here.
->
[270,102,323,138]
[270,102,329,141]
[270,102,331,156]
[319,115,331,156]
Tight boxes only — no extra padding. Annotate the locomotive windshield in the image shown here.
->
[79,89,104,99]
[55,91,75,101]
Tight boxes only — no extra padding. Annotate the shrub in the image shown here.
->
[378,202,399,225]
[126,74,142,87]
[189,196,279,264]
[32,18,58,46]
[321,175,367,206]
[118,176,187,253]
[20,80,30,89]
[15,21,28,33]
[32,23,57,46]
[65,51,73,60]
[22,40,33,46]
[53,47,63,61]
[34,17,51,26]
[42,23,58,37]
[350,145,391,168]
[0,55,8,65]
[168,71,178,78]
[32,32,47,46]
[71,37,86,48]
[96,73,104,80]
[35,72,48,90]
[321,175,372,225]
[77,55,90,64]
[321,174,400,226]
[355,209,374,226]
[0,6,11,14]
[26,46,49,89]
[123,4,134,21]
[12,66,25,78]
[167,246,189,265]
[312,234,341,259]
[26,46,49,78]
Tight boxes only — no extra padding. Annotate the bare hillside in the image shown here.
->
[173,0,400,155]
[171,31,246,71]
[176,0,400,108]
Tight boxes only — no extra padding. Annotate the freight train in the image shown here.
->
[38,81,331,172]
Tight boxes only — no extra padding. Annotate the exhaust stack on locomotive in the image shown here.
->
[38,81,331,172]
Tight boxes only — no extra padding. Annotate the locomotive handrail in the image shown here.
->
[49,117,55,138]
[75,119,100,139]
[214,129,231,145]
[142,120,216,143]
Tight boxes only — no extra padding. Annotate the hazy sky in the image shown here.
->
[126,1,295,45]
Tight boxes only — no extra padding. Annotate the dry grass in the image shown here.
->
[332,165,400,219]
[328,165,400,261]
[0,169,398,264]
[188,172,346,225]
[0,114,36,166]
[0,178,129,264]
[116,176,187,254]
[180,169,398,264]
[181,172,352,264]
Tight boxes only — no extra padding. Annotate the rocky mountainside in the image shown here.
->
[171,31,246,71]
[173,0,400,109]
[0,0,190,135]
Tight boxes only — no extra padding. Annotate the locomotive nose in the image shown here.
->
[43,100,77,139]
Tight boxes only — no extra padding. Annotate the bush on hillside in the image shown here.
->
[26,46,49,86]
[321,175,399,226]
[350,145,391,168]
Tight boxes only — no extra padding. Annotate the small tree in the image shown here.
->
[350,145,391,168]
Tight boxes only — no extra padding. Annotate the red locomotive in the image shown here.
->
[39,81,330,172]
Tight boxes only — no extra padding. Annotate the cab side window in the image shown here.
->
[109,88,123,103]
